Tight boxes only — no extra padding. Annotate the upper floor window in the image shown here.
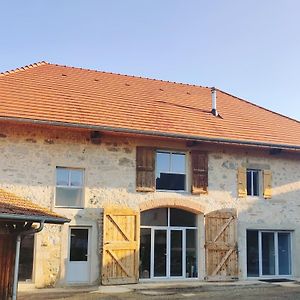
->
[136,147,207,194]
[56,167,84,208]
[246,169,259,196]
[156,151,186,191]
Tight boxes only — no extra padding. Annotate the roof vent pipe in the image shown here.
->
[211,87,218,116]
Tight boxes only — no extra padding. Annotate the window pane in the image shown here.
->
[154,230,167,277]
[262,232,275,275]
[70,169,83,187]
[141,208,168,226]
[253,171,259,196]
[170,230,182,276]
[171,153,185,174]
[246,170,252,196]
[186,229,198,278]
[170,208,196,227]
[70,229,88,261]
[156,174,185,190]
[278,233,291,275]
[56,187,83,207]
[156,152,170,174]
[56,168,69,186]
[140,228,151,278]
[247,230,259,277]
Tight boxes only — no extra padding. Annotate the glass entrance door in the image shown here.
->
[153,229,184,279]
[140,208,198,280]
[247,230,292,277]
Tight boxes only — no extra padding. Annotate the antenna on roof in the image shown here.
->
[211,87,218,116]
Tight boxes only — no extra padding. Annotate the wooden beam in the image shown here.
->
[213,216,234,243]
[106,249,131,277]
[107,214,130,241]
[211,248,234,276]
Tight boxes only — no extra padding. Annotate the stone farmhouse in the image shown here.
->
[0,62,299,287]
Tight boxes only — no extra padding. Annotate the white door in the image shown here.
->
[67,227,91,283]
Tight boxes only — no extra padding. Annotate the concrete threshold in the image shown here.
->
[19,279,300,296]
[128,279,265,290]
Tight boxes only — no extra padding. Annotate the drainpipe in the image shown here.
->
[12,221,45,300]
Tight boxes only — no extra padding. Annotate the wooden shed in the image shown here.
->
[0,189,69,300]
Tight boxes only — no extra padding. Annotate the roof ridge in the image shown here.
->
[0,61,49,77]
[49,62,210,89]
[218,88,300,124]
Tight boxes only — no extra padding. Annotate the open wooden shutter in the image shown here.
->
[136,147,155,192]
[237,167,246,198]
[191,151,208,194]
[102,207,140,285]
[263,170,272,199]
[205,209,238,281]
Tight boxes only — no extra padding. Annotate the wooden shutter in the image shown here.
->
[263,170,272,199]
[205,209,238,281]
[237,167,247,198]
[102,207,140,285]
[136,147,155,192]
[191,151,208,194]
[0,234,16,300]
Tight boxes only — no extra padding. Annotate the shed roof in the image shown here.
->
[0,189,69,224]
[0,62,299,150]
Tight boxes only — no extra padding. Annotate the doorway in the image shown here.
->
[247,230,292,277]
[67,227,91,283]
[19,235,34,281]
[140,208,198,280]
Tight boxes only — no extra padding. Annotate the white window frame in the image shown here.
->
[246,230,293,278]
[246,169,260,197]
[140,208,198,281]
[55,167,84,208]
[155,150,187,192]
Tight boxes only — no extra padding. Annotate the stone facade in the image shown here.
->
[0,123,299,287]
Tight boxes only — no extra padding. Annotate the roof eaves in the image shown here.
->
[2,116,300,151]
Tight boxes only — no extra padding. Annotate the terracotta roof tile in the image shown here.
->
[0,62,299,149]
[0,189,69,224]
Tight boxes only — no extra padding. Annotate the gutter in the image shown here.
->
[1,116,300,151]
[0,214,70,224]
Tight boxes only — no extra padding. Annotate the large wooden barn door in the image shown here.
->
[205,209,238,280]
[0,234,16,300]
[102,207,140,285]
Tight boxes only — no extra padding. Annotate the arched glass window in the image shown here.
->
[140,208,198,280]
[141,208,197,227]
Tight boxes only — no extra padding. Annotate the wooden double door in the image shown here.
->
[101,207,238,285]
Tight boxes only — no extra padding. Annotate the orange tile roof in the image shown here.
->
[0,62,299,150]
[0,188,69,224]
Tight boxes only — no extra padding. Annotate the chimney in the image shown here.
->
[211,87,218,116]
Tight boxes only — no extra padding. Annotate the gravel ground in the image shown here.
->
[19,283,300,300]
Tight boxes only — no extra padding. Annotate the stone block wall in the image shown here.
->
[0,123,299,286]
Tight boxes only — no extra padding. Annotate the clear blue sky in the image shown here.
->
[1,0,299,121]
